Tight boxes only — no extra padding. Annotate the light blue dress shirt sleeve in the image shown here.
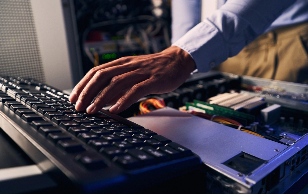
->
[172,0,295,72]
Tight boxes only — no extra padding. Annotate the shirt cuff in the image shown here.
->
[172,20,228,72]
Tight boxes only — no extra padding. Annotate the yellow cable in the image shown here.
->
[240,129,264,137]
[94,52,99,67]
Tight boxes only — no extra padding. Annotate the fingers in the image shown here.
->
[69,66,100,103]
[86,70,149,114]
[75,63,138,111]
[109,78,155,114]
[69,57,132,103]
[105,90,127,106]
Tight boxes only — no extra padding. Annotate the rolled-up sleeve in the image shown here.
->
[172,0,295,72]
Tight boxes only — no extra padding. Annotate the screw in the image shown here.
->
[238,173,243,177]
[274,149,279,152]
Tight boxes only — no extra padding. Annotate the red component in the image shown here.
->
[86,31,102,42]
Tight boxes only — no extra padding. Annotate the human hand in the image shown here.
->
[69,46,196,114]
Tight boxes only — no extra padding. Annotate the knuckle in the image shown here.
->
[131,84,143,93]
[80,89,89,99]
[78,91,87,102]
[93,95,103,105]
[119,56,128,60]
[95,69,107,77]
[89,67,98,74]
[110,76,122,85]
[119,56,132,62]
[72,86,81,95]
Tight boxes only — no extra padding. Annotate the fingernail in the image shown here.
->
[75,100,82,111]
[87,103,96,114]
[69,92,77,102]
[109,103,119,113]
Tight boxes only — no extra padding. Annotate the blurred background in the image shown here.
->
[0,0,172,90]
[74,0,171,74]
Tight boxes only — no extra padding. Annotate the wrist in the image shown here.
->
[163,46,197,73]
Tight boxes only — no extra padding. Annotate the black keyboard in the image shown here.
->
[0,76,201,193]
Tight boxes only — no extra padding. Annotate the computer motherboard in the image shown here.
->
[129,71,308,194]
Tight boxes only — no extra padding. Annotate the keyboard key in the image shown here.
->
[39,126,63,136]
[44,102,59,106]
[77,132,99,143]
[35,85,48,91]
[141,146,169,162]
[58,139,85,153]
[0,96,15,102]
[15,109,35,116]
[111,123,128,129]
[100,146,124,158]
[44,111,63,119]
[114,132,131,139]
[122,128,140,135]
[85,116,102,123]
[101,134,122,142]
[95,121,112,127]
[30,120,53,130]
[125,138,145,147]
[51,116,71,124]
[5,101,21,108]
[60,102,73,106]
[21,97,37,104]
[32,104,50,110]
[7,89,23,98]
[76,152,107,170]
[73,118,91,124]
[126,149,156,165]
[38,108,57,114]
[63,105,75,109]
[113,141,133,149]
[68,126,89,136]
[16,94,30,102]
[81,123,101,130]
[166,142,193,156]
[51,105,67,111]
[66,113,82,119]
[22,113,44,122]
[26,100,43,107]
[59,121,79,129]
[2,85,15,92]
[79,113,94,118]
[113,154,141,169]
[144,139,163,147]
[58,109,74,114]
[10,104,28,112]
[151,135,171,144]
[104,126,121,132]
[88,139,111,150]
[157,146,182,159]
[132,133,150,140]
[47,133,72,143]
[90,128,111,135]
[93,113,109,119]
[104,118,118,124]
[138,128,157,136]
